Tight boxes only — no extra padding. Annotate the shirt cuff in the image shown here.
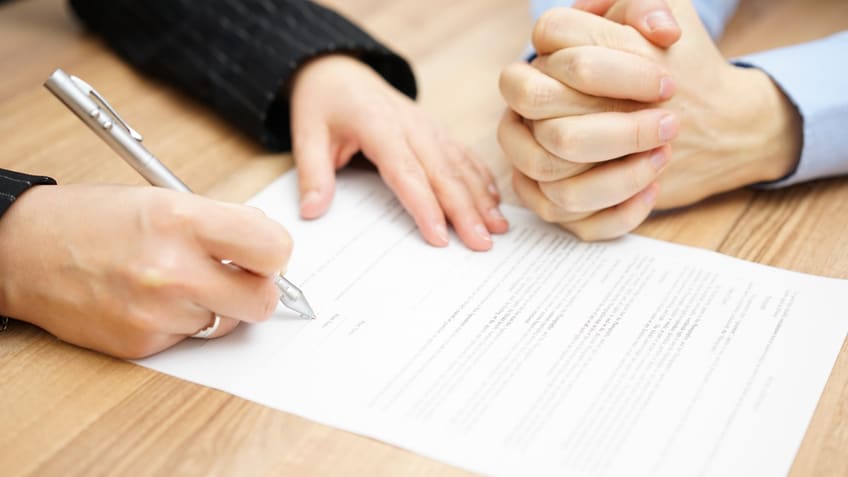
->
[734,31,848,188]
[0,169,57,219]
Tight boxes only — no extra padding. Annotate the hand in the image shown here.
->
[0,185,292,359]
[290,54,508,252]
[572,0,681,48]
[499,3,801,240]
[499,2,681,240]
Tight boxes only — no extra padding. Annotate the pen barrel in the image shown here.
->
[44,69,191,193]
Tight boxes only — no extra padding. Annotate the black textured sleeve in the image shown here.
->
[0,169,57,219]
[68,0,418,151]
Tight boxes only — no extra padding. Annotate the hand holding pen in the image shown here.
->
[0,69,318,359]
[45,69,315,319]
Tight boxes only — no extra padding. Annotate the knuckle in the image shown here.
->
[533,7,568,45]
[434,161,464,185]
[562,50,594,85]
[542,181,582,213]
[125,253,200,308]
[546,123,578,159]
[516,80,553,116]
[143,193,192,235]
[536,199,559,223]
[498,65,519,98]
[394,154,423,179]
[526,152,562,182]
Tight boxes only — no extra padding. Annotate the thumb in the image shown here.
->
[292,123,336,219]
[576,0,681,48]
[571,0,616,15]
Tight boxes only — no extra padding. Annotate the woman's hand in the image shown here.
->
[0,185,291,359]
[290,54,509,252]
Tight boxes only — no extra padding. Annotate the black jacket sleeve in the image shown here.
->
[0,169,56,219]
[68,0,418,151]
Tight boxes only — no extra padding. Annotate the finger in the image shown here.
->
[454,143,510,235]
[535,46,675,102]
[188,262,281,323]
[605,0,681,48]
[292,123,336,219]
[191,314,240,339]
[361,130,450,248]
[532,7,653,57]
[471,154,502,202]
[512,169,592,224]
[572,0,616,14]
[190,200,292,277]
[411,132,494,252]
[539,145,670,213]
[500,62,641,120]
[532,109,679,163]
[497,109,591,182]
[560,182,659,241]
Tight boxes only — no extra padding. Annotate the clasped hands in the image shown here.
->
[498,0,801,240]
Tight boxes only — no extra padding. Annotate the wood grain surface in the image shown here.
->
[1,0,846,475]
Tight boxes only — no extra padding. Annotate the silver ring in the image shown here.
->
[191,315,221,339]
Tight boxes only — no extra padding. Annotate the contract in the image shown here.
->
[139,170,848,477]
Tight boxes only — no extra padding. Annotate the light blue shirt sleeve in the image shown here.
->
[736,32,848,187]
[529,0,848,187]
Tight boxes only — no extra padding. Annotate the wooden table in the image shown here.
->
[1,0,846,475]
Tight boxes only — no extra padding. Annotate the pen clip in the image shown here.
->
[69,75,144,142]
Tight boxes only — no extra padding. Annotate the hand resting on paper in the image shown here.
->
[290,54,510,252]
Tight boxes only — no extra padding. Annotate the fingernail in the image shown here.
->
[435,223,449,245]
[301,190,321,210]
[487,183,500,197]
[488,207,506,222]
[650,149,669,171]
[645,10,678,32]
[475,224,493,242]
[658,76,675,100]
[659,115,679,143]
[641,185,658,205]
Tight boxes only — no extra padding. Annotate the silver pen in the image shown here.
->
[44,68,316,320]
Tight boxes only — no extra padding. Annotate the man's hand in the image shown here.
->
[0,185,291,358]
[290,54,509,252]
[499,2,802,240]
[573,0,681,47]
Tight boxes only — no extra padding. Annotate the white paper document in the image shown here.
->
[139,170,848,477]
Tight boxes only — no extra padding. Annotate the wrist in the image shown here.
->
[288,53,366,97]
[724,67,802,185]
[0,185,53,326]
